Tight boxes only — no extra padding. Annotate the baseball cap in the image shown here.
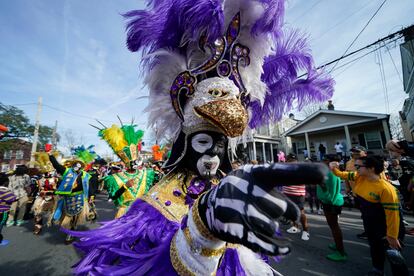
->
[350,146,366,153]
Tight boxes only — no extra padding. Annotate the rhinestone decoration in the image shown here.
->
[169,12,251,123]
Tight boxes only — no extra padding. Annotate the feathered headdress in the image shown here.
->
[33,152,58,173]
[124,0,334,144]
[98,124,144,164]
[152,144,166,162]
[71,145,97,166]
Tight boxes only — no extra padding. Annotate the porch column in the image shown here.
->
[252,140,257,161]
[344,125,352,152]
[305,132,311,159]
[262,142,266,162]
[270,143,274,162]
[382,119,391,142]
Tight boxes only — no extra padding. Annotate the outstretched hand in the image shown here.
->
[198,162,328,256]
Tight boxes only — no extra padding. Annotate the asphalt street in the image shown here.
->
[0,193,413,276]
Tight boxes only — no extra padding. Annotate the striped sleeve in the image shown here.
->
[332,168,356,181]
[381,184,400,239]
[0,190,17,204]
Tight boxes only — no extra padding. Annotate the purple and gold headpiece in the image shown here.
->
[124,0,334,142]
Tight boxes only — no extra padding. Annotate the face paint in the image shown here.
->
[197,155,220,177]
[191,133,213,153]
[185,131,227,177]
[73,163,82,172]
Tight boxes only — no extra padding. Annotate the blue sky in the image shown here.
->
[1,0,414,156]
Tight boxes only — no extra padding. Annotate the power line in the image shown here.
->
[310,0,373,44]
[1,102,146,126]
[328,0,387,73]
[292,0,324,24]
[331,37,400,77]
[385,44,403,83]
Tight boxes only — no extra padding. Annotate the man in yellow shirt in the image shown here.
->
[330,156,408,275]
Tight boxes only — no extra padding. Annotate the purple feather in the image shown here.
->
[252,0,285,36]
[216,248,246,276]
[65,200,179,275]
[124,0,224,55]
[248,29,334,128]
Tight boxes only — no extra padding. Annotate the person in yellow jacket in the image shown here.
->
[330,156,408,276]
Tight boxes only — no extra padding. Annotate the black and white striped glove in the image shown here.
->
[197,163,328,255]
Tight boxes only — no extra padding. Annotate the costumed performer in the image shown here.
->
[69,0,335,274]
[49,146,96,244]
[96,123,155,218]
[31,151,58,235]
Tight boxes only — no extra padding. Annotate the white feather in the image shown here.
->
[223,0,274,105]
[237,246,281,276]
[143,50,187,141]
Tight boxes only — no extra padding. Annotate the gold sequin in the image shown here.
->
[193,99,248,138]
[192,198,220,242]
[170,232,197,276]
[183,227,225,257]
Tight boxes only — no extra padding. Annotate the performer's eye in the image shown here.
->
[208,89,228,98]
[191,133,213,153]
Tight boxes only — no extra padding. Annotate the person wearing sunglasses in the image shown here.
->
[330,156,408,276]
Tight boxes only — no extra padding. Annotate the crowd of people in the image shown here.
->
[229,141,413,275]
[1,0,413,275]
[0,153,165,244]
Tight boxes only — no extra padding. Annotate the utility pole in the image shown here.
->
[29,97,42,167]
[52,120,58,148]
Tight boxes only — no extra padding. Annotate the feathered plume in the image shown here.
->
[121,125,144,145]
[99,125,128,152]
[72,145,97,164]
[124,0,334,140]
[98,123,145,163]
[249,29,334,128]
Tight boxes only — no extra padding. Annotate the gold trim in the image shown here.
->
[192,198,219,241]
[183,227,225,257]
[170,232,196,276]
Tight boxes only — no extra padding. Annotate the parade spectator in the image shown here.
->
[6,165,31,226]
[334,142,344,160]
[283,154,310,241]
[330,156,408,275]
[346,146,368,239]
[319,143,326,161]
[387,139,414,235]
[0,181,16,246]
[318,155,346,262]
[307,185,321,214]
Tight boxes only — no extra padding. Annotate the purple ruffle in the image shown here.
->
[217,248,246,276]
[67,199,179,275]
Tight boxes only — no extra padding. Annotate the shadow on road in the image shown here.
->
[0,255,61,276]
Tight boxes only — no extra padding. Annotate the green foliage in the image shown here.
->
[0,102,59,149]
[0,103,32,138]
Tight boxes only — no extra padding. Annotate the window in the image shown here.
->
[15,150,24,160]
[3,150,12,160]
[365,131,382,149]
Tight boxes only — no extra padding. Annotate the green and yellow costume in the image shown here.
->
[105,169,154,218]
[98,123,155,218]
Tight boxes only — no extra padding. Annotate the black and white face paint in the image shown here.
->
[185,131,227,178]
[73,162,82,172]
[191,133,213,153]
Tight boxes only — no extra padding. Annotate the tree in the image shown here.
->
[389,113,404,140]
[61,129,85,155]
[0,103,32,138]
[0,102,59,150]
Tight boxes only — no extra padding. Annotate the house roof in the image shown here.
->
[283,109,389,136]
